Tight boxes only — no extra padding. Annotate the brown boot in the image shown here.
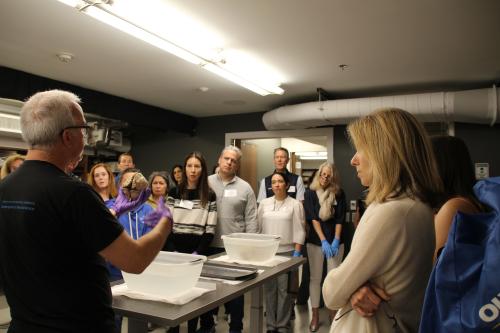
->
[309,307,320,332]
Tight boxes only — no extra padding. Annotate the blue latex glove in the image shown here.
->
[143,197,173,227]
[331,238,340,256]
[321,239,333,258]
[292,250,301,257]
[111,187,151,217]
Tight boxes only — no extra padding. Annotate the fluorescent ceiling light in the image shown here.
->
[82,5,202,65]
[56,0,285,96]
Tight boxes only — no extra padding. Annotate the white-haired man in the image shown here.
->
[0,90,171,332]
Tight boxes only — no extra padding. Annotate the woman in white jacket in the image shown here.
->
[322,108,443,333]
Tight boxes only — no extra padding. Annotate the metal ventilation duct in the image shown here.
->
[263,86,499,130]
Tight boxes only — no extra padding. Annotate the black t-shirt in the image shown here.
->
[304,188,347,245]
[0,160,123,332]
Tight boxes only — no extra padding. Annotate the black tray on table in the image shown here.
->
[201,261,258,281]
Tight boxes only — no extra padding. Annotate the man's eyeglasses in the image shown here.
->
[60,125,91,140]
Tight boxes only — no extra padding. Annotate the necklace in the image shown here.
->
[273,198,286,211]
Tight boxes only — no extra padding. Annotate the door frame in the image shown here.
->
[225,128,334,163]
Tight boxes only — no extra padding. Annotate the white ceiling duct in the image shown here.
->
[263,86,499,130]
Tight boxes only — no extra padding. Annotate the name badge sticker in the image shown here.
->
[179,200,194,210]
[288,185,296,193]
[224,189,237,197]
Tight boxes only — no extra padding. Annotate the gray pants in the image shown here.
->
[264,273,292,333]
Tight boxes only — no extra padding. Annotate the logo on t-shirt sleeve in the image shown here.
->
[0,200,35,211]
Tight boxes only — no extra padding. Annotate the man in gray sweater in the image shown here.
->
[206,145,258,333]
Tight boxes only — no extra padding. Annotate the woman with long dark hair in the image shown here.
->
[166,152,216,254]
[170,164,183,188]
[431,135,485,261]
[146,171,169,209]
[165,152,217,333]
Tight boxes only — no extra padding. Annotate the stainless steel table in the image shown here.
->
[112,256,305,333]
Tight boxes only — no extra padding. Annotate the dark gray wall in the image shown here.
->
[333,125,365,205]
[0,66,196,134]
[132,112,267,176]
[455,123,500,177]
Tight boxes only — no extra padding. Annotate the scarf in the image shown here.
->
[316,187,336,221]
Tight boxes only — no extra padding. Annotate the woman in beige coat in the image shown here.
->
[323,108,443,333]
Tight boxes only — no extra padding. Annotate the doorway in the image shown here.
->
[226,128,334,194]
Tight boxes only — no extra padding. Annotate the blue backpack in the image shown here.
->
[419,177,500,333]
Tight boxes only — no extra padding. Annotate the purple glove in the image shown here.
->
[111,188,151,217]
[143,197,173,227]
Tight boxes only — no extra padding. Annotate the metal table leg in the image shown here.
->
[128,317,148,333]
[249,285,264,333]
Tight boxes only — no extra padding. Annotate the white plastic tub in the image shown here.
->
[122,251,207,298]
[222,233,280,262]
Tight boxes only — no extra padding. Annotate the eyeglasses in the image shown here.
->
[60,125,91,140]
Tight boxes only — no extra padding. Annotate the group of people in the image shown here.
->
[86,146,317,333]
[83,128,347,333]
[0,89,487,333]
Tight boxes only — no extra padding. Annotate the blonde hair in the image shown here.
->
[87,163,118,198]
[310,162,341,195]
[348,108,443,207]
[1,154,25,179]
